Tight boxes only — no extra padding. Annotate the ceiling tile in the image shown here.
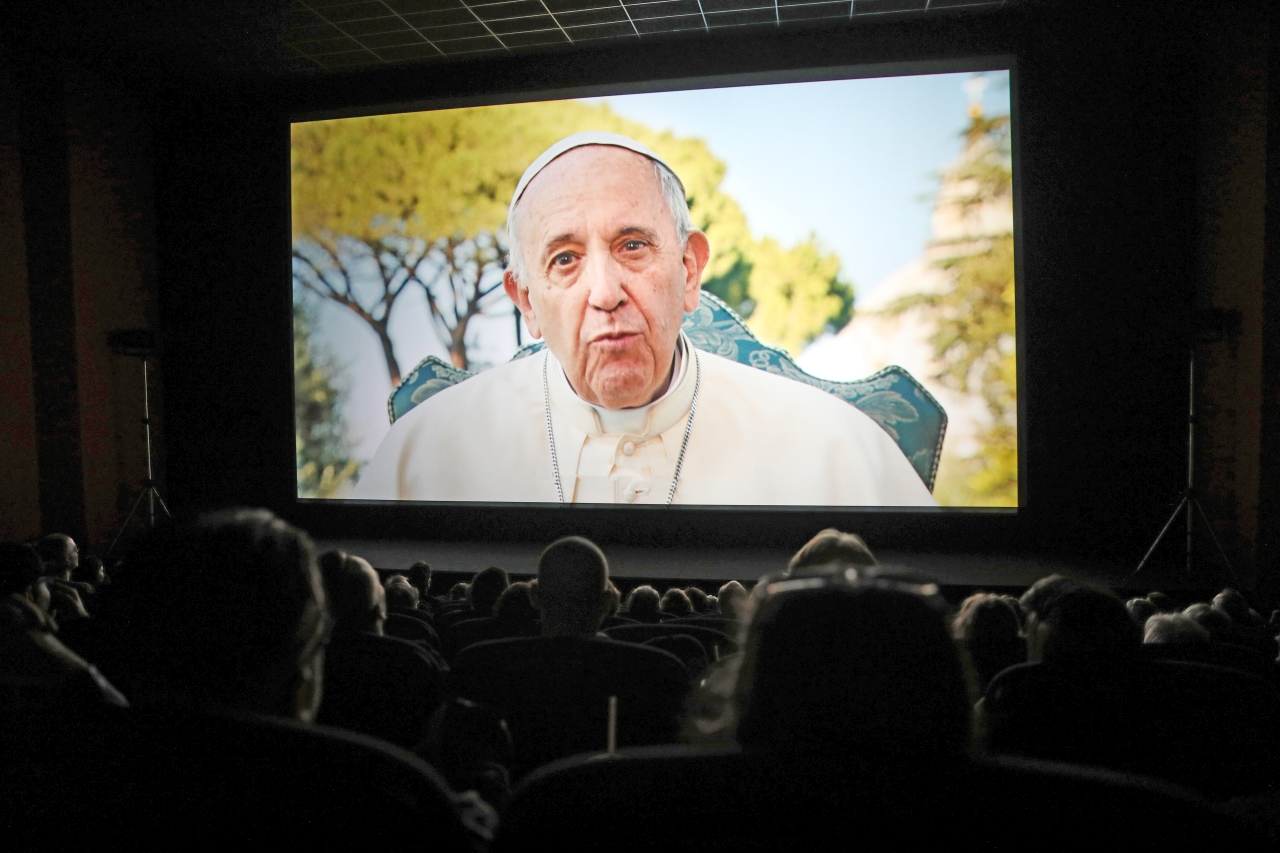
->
[705,7,776,26]
[699,0,771,11]
[437,34,508,53]
[778,2,849,21]
[626,0,703,21]
[283,0,1008,70]
[545,0,623,14]
[400,8,478,27]
[486,14,559,34]
[474,0,551,19]
[631,13,706,33]
[557,6,630,26]
[850,0,928,13]
[306,2,393,24]
[419,21,493,39]
[382,0,469,13]
[375,41,448,60]
[338,15,413,36]
[356,30,430,47]
[501,29,574,47]
[566,20,640,39]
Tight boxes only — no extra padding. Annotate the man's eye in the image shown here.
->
[551,252,574,266]
[622,240,646,251]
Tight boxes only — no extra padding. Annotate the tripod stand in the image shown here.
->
[1129,348,1240,584]
[109,353,171,554]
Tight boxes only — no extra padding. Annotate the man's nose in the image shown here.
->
[584,252,626,312]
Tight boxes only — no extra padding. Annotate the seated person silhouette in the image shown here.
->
[317,550,445,748]
[985,580,1280,797]
[439,566,510,635]
[733,575,971,765]
[0,541,127,713]
[445,581,541,661]
[452,536,687,776]
[4,510,471,848]
[622,584,662,623]
[497,571,1247,850]
[407,561,438,615]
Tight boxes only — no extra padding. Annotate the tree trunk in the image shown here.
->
[377,324,402,386]
[450,314,471,370]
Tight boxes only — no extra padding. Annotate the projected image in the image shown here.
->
[292,70,1015,508]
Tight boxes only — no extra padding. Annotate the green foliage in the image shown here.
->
[889,110,1017,506]
[744,236,854,358]
[291,100,852,371]
[294,298,359,499]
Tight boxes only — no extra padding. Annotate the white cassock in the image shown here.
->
[352,334,937,507]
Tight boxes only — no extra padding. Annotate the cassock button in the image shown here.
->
[622,441,636,456]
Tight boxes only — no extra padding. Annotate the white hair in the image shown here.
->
[505,155,692,283]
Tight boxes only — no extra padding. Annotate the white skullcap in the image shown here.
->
[510,131,682,211]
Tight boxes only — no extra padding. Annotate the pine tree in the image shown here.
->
[294,299,360,499]
[890,108,1017,506]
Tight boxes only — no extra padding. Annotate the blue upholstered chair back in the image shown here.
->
[388,292,947,490]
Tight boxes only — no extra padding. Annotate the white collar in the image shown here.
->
[547,334,696,438]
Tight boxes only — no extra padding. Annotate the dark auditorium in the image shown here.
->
[6,0,1280,848]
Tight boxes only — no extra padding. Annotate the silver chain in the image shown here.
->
[543,348,701,506]
[543,352,566,504]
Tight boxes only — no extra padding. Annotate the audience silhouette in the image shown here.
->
[4,517,1277,846]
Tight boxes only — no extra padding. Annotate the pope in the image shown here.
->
[352,132,936,507]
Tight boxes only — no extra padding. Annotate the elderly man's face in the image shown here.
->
[504,146,710,409]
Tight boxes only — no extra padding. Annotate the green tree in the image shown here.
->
[889,109,1017,505]
[291,100,853,374]
[294,298,360,498]
[744,235,853,358]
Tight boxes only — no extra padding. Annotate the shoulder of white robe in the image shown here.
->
[351,355,546,500]
[689,351,937,507]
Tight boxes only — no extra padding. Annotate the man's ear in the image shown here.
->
[504,269,542,339]
[682,230,710,313]
[294,648,324,724]
[1026,615,1051,662]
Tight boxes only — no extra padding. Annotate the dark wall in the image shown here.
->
[147,2,1205,570]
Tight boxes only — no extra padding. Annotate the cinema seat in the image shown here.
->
[384,612,439,648]
[389,291,948,491]
[668,614,744,635]
[1139,640,1276,683]
[388,603,436,628]
[318,631,444,748]
[494,744,1252,851]
[444,615,541,660]
[437,607,485,633]
[604,622,738,660]
[983,659,1280,798]
[0,705,472,850]
[451,636,688,778]
[641,633,709,675]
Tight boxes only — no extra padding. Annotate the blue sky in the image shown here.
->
[584,70,1010,297]
[304,70,1012,466]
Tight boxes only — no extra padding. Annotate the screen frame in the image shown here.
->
[286,54,1024,534]
[272,21,1049,550]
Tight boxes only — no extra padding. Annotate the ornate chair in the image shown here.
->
[388,292,947,490]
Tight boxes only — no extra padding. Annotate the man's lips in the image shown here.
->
[590,331,642,346]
